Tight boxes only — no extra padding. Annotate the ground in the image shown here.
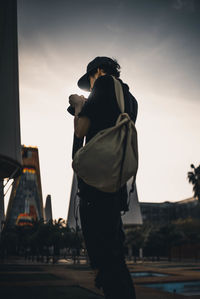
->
[1,258,200,298]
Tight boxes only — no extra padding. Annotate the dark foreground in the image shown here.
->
[1,259,200,299]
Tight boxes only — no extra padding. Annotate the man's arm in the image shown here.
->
[74,116,90,139]
[68,94,91,138]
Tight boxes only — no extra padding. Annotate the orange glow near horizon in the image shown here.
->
[22,145,38,149]
[23,168,36,174]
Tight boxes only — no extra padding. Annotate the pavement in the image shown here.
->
[1,258,200,299]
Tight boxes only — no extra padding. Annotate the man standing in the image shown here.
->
[69,57,138,299]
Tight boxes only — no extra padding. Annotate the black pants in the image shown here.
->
[79,189,136,299]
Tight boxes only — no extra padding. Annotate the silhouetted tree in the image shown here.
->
[0,219,83,262]
[143,223,186,261]
[188,164,200,201]
[144,227,164,260]
[174,218,200,245]
[159,224,186,261]
[125,225,150,261]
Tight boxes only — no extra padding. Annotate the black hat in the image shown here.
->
[77,56,115,91]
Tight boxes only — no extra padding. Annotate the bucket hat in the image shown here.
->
[77,56,115,91]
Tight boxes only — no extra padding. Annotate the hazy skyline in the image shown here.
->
[5,0,200,219]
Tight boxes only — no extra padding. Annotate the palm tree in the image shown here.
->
[188,164,200,201]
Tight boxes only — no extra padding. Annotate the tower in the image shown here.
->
[121,180,143,226]
[6,146,44,227]
[45,195,53,222]
[67,174,81,229]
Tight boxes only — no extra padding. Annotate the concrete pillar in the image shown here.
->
[0,180,5,232]
[128,245,132,260]
[139,248,143,260]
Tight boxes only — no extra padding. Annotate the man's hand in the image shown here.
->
[69,94,85,107]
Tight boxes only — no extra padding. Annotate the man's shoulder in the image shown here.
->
[94,75,114,89]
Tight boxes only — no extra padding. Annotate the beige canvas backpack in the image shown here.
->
[72,76,138,193]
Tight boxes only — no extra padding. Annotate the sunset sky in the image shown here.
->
[5,0,200,220]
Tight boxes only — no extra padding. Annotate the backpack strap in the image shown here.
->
[112,76,138,210]
[112,76,125,113]
[112,76,130,193]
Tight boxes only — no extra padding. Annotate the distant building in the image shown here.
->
[67,174,142,229]
[140,197,199,225]
[174,197,199,219]
[45,194,53,222]
[5,146,44,227]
